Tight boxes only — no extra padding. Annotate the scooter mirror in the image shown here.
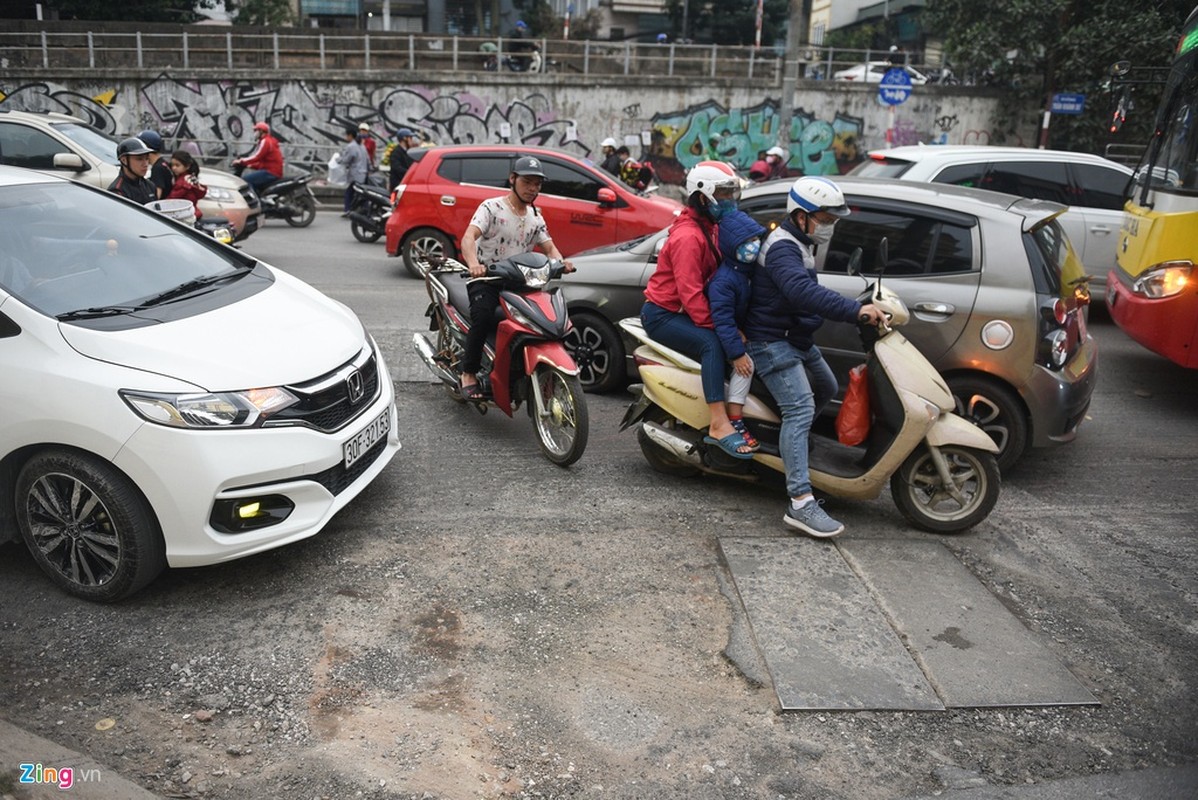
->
[847,247,863,277]
[874,237,889,300]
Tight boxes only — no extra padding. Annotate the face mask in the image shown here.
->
[709,198,738,222]
[809,221,836,246]
[735,238,761,264]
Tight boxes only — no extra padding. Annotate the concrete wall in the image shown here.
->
[0,71,1027,184]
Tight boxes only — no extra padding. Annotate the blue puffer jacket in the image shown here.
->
[743,217,862,350]
[707,211,765,360]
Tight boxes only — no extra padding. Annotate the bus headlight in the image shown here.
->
[1131,261,1192,298]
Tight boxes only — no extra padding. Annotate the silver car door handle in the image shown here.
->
[913,302,955,317]
[1089,225,1112,235]
[440,196,456,206]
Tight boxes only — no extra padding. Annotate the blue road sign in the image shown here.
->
[1051,93,1086,115]
[879,67,912,106]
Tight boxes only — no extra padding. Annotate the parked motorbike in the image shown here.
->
[346,181,392,243]
[233,165,317,228]
[619,247,1001,533]
[412,253,589,467]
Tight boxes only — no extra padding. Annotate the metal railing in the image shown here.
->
[0,28,950,84]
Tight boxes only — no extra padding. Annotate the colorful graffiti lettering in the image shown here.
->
[649,99,864,177]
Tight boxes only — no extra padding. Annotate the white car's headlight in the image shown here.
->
[205,186,238,202]
[120,387,298,428]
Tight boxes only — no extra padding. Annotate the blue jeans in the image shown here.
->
[641,302,727,404]
[746,340,838,497]
[242,169,279,195]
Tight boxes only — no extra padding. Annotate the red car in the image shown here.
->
[385,145,682,277]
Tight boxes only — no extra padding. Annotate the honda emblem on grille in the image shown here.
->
[346,369,365,403]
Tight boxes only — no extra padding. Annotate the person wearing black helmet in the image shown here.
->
[108,137,157,205]
[138,129,173,199]
[456,155,575,400]
[388,127,418,192]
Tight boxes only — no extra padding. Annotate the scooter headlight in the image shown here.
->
[518,264,552,288]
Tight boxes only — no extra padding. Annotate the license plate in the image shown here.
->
[343,406,391,469]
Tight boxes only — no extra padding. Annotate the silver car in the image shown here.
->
[847,145,1133,298]
[561,177,1098,471]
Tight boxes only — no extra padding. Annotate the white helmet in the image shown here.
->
[767,145,787,159]
[601,137,618,149]
[786,176,850,218]
[686,161,739,202]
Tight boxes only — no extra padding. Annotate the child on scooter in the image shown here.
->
[707,210,767,451]
[166,150,207,220]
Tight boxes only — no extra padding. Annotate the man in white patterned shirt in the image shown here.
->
[457,155,573,399]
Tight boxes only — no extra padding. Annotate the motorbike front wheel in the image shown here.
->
[285,194,316,227]
[890,445,1000,534]
[351,216,382,243]
[530,366,588,466]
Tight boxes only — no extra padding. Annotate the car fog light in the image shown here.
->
[213,227,234,244]
[211,495,294,533]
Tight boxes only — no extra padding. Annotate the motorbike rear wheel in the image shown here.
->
[285,195,316,227]
[890,444,1000,534]
[530,365,588,467]
[351,218,382,243]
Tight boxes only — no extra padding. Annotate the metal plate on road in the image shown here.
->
[721,537,944,710]
[838,540,1099,708]
[722,537,1098,710]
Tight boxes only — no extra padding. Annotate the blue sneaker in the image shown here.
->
[783,499,845,538]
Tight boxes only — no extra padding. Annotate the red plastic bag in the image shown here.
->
[835,364,871,446]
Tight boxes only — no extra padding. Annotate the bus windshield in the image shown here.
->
[1133,9,1198,198]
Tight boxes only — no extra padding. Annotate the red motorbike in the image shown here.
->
[412,253,589,466]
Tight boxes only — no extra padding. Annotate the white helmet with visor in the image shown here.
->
[786,176,850,218]
[685,161,740,202]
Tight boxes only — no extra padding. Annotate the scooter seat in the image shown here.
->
[443,271,473,317]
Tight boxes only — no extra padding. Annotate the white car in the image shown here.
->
[849,145,1133,296]
[0,108,262,240]
[0,166,400,601]
[832,62,930,85]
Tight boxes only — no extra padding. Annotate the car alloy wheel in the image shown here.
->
[16,449,166,602]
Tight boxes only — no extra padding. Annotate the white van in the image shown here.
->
[0,167,399,601]
[849,145,1133,296]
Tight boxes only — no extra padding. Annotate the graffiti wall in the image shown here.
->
[0,76,1012,184]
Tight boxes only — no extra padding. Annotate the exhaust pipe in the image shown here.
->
[347,211,383,233]
[641,421,703,466]
[412,333,458,386]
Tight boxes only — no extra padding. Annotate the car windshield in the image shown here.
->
[0,181,252,318]
[52,122,119,163]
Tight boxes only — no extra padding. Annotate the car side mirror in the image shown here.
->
[53,153,88,172]
[597,187,617,205]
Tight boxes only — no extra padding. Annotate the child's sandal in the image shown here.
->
[730,418,759,450]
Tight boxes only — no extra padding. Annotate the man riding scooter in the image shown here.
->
[233,121,283,195]
[744,176,885,538]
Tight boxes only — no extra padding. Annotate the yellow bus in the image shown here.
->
[1108,5,1198,368]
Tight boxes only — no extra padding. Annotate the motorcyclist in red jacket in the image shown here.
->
[233,122,284,195]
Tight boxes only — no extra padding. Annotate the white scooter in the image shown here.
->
[619,246,1001,533]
